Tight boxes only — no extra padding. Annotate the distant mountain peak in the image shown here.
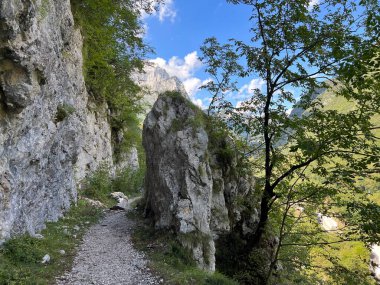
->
[133,63,190,113]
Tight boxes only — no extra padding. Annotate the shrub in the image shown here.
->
[70,0,149,154]
[2,236,44,264]
[55,103,75,123]
[81,163,146,205]
[112,165,145,197]
[81,165,112,204]
[131,208,239,285]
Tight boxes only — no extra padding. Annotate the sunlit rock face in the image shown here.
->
[0,0,113,243]
[371,245,380,284]
[143,91,259,272]
[143,92,215,270]
[133,64,189,114]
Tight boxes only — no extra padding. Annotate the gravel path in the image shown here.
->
[56,210,162,285]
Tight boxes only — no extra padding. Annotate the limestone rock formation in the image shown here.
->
[371,244,380,284]
[110,192,129,210]
[317,213,338,231]
[143,92,215,270]
[133,64,189,114]
[0,0,113,242]
[143,91,259,271]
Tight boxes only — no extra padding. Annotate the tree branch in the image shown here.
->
[282,238,354,247]
[271,156,319,191]
[272,38,325,87]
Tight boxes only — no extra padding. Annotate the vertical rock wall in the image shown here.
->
[143,92,215,270]
[143,91,260,271]
[0,0,113,242]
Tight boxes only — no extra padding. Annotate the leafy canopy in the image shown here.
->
[201,0,380,284]
[70,0,162,156]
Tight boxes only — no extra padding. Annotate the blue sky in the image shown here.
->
[143,0,257,109]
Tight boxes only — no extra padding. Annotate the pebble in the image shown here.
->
[34,234,44,239]
[42,254,50,264]
[56,211,161,285]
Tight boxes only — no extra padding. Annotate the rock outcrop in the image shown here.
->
[143,91,259,271]
[0,0,113,242]
[371,244,380,284]
[133,64,189,114]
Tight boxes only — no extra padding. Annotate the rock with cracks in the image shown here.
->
[143,91,260,272]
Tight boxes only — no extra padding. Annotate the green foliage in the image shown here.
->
[113,165,145,198]
[38,0,50,21]
[201,0,380,283]
[2,236,45,264]
[80,165,111,202]
[179,232,214,267]
[0,200,102,284]
[206,116,252,178]
[55,103,75,123]
[171,118,183,133]
[70,0,153,153]
[162,91,207,134]
[130,209,238,285]
[81,164,145,206]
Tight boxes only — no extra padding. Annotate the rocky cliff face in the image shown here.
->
[143,91,260,271]
[133,64,189,114]
[0,0,113,242]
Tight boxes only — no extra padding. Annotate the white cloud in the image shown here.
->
[151,51,202,81]
[158,0,176,22]
[308,0,320,9]
[248,78,265,92]
[183,78,201,97]
[236,101,244,108]
[286,108,294,116]
[150,51,212,100]
[142,0,177,22]
[183,78,212,97]
[239,78,265,95]
[192,97,212,110]
[193,99,205,109]
[151,51,208,97]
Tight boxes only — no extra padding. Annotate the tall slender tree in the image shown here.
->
[201,0,380,283]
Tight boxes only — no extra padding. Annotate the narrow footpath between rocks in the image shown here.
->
[56,209,162,285]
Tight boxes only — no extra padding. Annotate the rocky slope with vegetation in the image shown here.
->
[143,91,271,276]
[1,0,379,284]
[0,0,116,243]
[0,0,188,244]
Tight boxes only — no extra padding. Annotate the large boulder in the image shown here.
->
[143,91,260,271]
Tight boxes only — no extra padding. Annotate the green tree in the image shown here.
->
[70,0,162,157]
[201,0,380,284]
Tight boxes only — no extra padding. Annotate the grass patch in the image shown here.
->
[0,199,103,285]
[129,209,238,285]
[80,164,145,207]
